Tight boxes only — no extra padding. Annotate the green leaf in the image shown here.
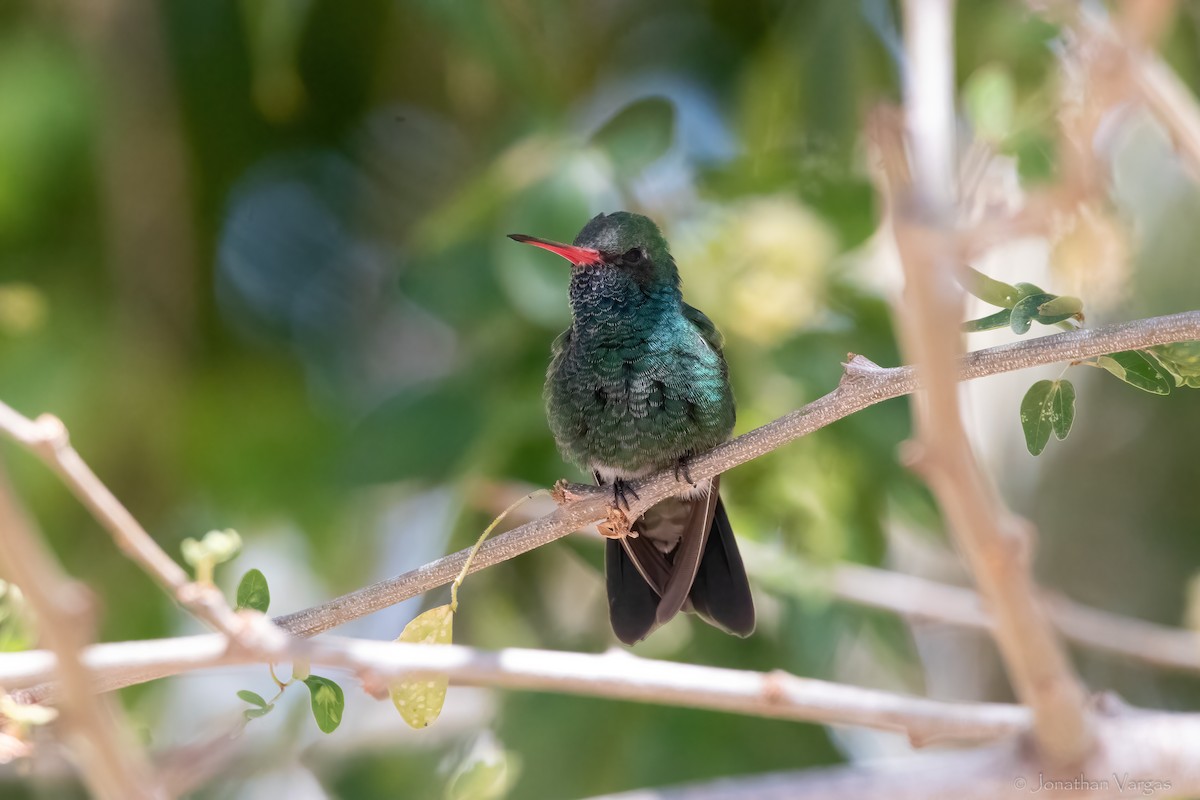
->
[1013,281,1046,299]
[1020,380,1055,455]
[235,568,270,613]
[1009,292,1057,335]
[1095,350,1173,395]
[391,604,454,729]
[1051,379,1075,441]
[303,675,345,734]
[447,760,510,800]
[237,690,269,708]
[1035,295,1083,318]
[445,738,522,800]
[181,529,243,582]
[958,265,1020,307]
[238,689,275,721]
[1149,342,1200,388]
[961,308,1012,332]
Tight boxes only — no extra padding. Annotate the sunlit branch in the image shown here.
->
[0,634,1028,746]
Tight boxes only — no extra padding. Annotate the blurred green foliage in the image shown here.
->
[3,1,1200,798]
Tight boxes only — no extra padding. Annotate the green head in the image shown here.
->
[509,211,680,292]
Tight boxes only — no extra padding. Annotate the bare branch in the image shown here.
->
[274,311,1200,639]
[15,550,1200,714]
[760,553,1200,674]
[0,469,159,799]
[0,633,1029,745]
[893,0,1092,763]
[0,402,288,658]
[582,712,1200,799]
[1043,0,1200,180]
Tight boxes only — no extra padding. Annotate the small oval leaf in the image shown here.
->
[237,690,269,708]
[1051,379,1075,441]
[1095,350,1173,395]
[303,675,345,734]
[1013,281,1046,299]
[1036,295,1083,317]
[243,705,274,721]
[390,604,454,729]
[959,265,1020,308]
[235,569,270,613]
[1010,293,1057,335]
[962,308,1012,333]
[1020,380,1055,456]
[1149,342,1200,388]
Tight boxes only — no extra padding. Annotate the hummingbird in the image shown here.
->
[509,212,755,644]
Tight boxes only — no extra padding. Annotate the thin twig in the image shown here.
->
[0,402,289,659]
[751,550,1200,674]
[893,0,1092,763]
[0,469,159,799]
[0,633,1029,745]
[1054,1,1200,180]
[273,310,1200,638]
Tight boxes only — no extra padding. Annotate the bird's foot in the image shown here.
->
[611,478,640,512]
[673,455,697,488]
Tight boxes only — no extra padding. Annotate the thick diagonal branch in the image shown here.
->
[0,470,158,799]
[891,0,1091,763]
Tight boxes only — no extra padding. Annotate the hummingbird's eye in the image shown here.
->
[623,247,645,265]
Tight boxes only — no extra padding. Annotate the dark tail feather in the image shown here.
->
[606,539,660,645]
[653,482,719,626]
[687,496,755,637]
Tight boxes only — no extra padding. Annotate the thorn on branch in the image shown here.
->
[28,414,68,459]
[898,439,929,473]
[761,670,790,706]
[840,354,887,385]
[1090,691,1135,718]
[551,480,594,505]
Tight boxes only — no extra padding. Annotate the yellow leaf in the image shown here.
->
[390,604,453,729]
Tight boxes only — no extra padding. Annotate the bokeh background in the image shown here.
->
[2,1,1200,798]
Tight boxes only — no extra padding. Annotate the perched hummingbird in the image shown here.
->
[510,212,755,644]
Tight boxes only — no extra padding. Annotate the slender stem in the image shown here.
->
[755,551,1200,674]
[0,403,289,658]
